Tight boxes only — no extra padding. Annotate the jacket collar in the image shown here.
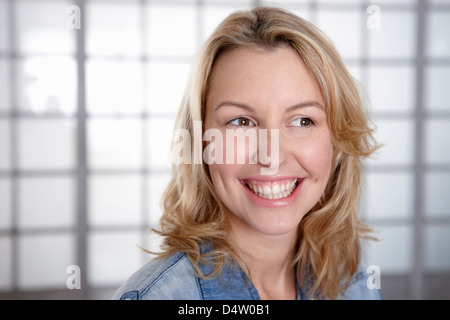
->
[193,243,318,300]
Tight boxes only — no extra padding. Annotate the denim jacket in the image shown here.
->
[112,250,382,300]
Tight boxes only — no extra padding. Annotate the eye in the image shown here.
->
[289,117,315,127]
[227,117,256,127]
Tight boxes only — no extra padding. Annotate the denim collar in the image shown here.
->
[195,244,317,300]
[197,258,261,300]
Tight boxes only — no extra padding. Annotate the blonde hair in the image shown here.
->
[153,6,378,299]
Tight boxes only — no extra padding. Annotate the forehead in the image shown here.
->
[206,45,324,108]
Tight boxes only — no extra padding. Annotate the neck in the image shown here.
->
[228,216,299,300]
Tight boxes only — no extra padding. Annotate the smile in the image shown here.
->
[244,178,300,200]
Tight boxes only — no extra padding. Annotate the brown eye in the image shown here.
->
[300,118,312,126]
[228,117,255,127]
[289,117,315,127]
[239,118,250,126]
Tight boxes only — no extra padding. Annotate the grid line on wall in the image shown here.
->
[74,0,88,299]
[8,0,19,295]
[0,0,449,299]
[411,0,426,300]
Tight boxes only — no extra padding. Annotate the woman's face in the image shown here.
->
[204,45,333,239]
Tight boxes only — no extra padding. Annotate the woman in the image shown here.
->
[113,6,381,300]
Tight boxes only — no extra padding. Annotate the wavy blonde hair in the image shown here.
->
[153,6,378,299]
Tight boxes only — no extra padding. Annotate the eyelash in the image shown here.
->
[288,117,315,127]
[226,116,316,128]
[226,117,256,127]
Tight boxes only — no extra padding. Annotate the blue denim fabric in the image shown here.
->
[112,251,382,300]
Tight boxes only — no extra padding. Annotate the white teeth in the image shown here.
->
[272,184,280,194]
[246,179,298,200]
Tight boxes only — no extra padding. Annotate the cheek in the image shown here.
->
[205,128,258,180]
[208,162,241,192]
[298,134,333,179]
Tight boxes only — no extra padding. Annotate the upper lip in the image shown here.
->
[240,176,303,189]
[241,175,302,182]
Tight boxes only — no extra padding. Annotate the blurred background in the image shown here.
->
[0,0,449,300]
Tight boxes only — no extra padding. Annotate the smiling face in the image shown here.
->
[204,45,333,239]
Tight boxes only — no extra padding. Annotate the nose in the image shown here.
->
[254,127,284,175]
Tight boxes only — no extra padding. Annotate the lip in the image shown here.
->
[239,176,304,208]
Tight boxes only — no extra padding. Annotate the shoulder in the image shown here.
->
[112,252,202,300]
[339,265,382,300]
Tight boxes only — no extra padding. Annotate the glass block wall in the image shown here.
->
[0,0,449,299]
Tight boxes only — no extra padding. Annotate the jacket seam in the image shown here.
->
[139,253,188,298]
[195,276,205,300]
[238,268,258,300]
[350,270,365,284]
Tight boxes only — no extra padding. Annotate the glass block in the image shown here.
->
[144,231,163,255]
[0,0,8,52]
[425,65,450,111]
[425,172,450,218]
[89,174,142,227]
[0,119,10,170]
[367,119,414,166]
[147,117,176,170]
[0,178,11,229]
[368,65,415,113]
[367,0,416,3]
[88,118,143,169]
[86,1,141,56]
[15,0,74,54]
[425,225,450,272]
[0,236,12,290]
[368,11,416,59]
[86,59,143,114]
[317,0,361,3]
[427,12,450,59]
[147,4,197,57]
[146,61,191,115]
[202,6,245,42]
[17,119,76,170]
[363,172,413,220]
[346,65,362,85]
[204,0,253,4]
[289,7,311,22]
[363,225,413,274]
[18,233,75,289]
[0,59,10,112]
[316,9,362,59]
[17,176,75,229]
[15,57,77,115]
[425,119,450,165]
[88,231,145,286]
[162,0,196,3]
[147,173,171,226]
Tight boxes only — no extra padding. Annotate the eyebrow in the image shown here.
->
[214,101,254,113]
[214,100,325,113]
[285,100,325,112]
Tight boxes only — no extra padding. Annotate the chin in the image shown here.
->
[236,209,304,238]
